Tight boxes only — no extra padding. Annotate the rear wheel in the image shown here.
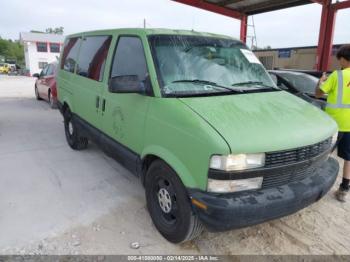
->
[145,160,203,243]
[35,85,41,100]
[63,108,88,150]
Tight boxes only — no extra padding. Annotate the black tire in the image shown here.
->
[145,160,203,243]
[48,89,57,109]
[35,85,41,100]
[63,108,88,150]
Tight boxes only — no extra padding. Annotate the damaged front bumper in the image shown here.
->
[189,157,339,232]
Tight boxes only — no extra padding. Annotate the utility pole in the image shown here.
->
[143,18,146,29]
[247,16,258,50]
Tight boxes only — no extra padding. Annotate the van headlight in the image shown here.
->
[210,153,265,171]
[207,177,263,193]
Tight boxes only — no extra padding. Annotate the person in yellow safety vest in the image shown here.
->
[316,45,350,202]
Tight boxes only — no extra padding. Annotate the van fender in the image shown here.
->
[60,96,74,114]
[141,145,198,189]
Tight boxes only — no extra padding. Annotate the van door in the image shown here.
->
[73,35,112,128]
[101,36,151,166]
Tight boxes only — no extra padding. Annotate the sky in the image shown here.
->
[0,0,349,48]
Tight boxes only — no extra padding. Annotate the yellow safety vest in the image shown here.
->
[321,68,350,132]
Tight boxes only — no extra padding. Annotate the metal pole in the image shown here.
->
[321,7,337,71]
[316,0,338,71]
[251,16,258,49]
[240,15,248,44]
[315,0,330,70]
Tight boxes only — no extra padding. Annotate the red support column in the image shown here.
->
[316,0,330,70]
[316,0,337,71]
[321,7,337,71]
[240,15,248,44]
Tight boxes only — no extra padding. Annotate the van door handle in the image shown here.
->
[102,99,106,112]
[96,96,100,108]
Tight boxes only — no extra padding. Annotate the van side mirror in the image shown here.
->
[109,75,144,94]
[33,73,40,78]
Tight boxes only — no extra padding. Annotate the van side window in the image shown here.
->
[77,36,112,82]
[61,37,81,73]
[110,37,148,87]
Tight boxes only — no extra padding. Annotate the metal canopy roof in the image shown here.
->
[173,0,350,70]
[203,0,314,15]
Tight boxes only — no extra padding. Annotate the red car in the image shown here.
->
[33,62,58,108]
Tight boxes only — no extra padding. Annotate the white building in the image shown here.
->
[20,32,65,75]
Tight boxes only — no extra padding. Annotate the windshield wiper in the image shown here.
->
[164,90,239,98]
[172,79,242,93]
[231,81,276,89]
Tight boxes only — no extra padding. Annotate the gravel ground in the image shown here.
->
[0,75,349,255]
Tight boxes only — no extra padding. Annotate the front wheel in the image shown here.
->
[145,160,203,243]
[63,108,88,150]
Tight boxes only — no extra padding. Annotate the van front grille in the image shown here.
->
[265,137,332,168]
[262,162,318,189]
[261,137,332,189]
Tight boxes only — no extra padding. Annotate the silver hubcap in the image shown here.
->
[68,121,74,135]
[158,188,172,213]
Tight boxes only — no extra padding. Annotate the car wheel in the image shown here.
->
[48,90,57,109]
[35,85,42,100]
[63,108,88,150]
[145,160,203,243]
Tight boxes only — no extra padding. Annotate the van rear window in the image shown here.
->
[61,37,81,73]
[76,35,112,82]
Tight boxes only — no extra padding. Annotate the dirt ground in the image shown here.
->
[1,75,350,255]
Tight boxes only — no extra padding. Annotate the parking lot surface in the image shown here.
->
[1,76,350,255]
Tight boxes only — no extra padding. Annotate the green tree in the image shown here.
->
[0,37,24,66]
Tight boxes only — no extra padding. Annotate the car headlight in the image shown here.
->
[207,177,263,193]
[210,153,265,171]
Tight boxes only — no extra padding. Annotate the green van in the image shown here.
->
[57,28,339,243]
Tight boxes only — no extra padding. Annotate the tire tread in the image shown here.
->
[184,214,204,242]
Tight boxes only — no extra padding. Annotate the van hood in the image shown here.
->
[179,91,337,154]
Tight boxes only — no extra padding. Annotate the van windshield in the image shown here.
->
[148,35,278,97]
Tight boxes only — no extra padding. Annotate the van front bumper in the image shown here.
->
[189,157,339,232]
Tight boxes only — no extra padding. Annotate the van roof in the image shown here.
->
[66,28,238,41]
